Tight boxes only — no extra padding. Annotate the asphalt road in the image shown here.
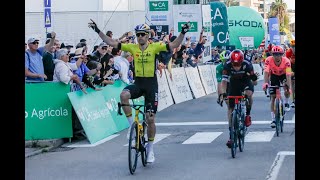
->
[25,81,295,180]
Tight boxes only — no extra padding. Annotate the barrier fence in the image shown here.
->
[25,64,263,143]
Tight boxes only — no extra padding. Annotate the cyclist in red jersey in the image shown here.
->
[286,40,295,108]
[262,45,292,128]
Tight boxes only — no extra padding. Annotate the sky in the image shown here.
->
[283,0,295,10]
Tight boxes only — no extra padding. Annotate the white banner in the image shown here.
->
[202,5,212,63]
[172,4,202,43]
[165,68,193,104]
[239,36,254,48]
[209,64,218,92]
[156,70,174,111]
[184,67,206,99]
[197,65,216,94]
[145,0,173,30]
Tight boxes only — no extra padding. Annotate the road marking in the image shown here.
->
[182,132,223,144]
[266,151,295,180]
[156,120,295,126]
[245,131,275,142]
[63,134,120,148]
[124,133,170,146]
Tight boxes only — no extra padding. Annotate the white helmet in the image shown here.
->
[134,24,151,33]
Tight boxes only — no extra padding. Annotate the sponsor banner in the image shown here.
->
[209,64,218,92]
[239,36,254,48]
[157,70,174,111]
[25,82,72,140]
[184,67,206,99]
[173,4,202,42]
[68,88,118,144]
[68,80,144,144]
[202,5,212,63]
[210,1,230,47]
[166,68,193,104]
[268,17,281,45]
[197,65,216,94]
[146,0,173,29]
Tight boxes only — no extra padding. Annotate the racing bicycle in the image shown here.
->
[117,101,152,174]
[269,85,286,137]
[227,93,249,158]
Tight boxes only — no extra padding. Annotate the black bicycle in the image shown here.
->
[117,101,152,175]
[227,93,248,158]
[269,85,286,136]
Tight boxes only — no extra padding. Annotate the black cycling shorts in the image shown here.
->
[269,74,287,95]
[227,80,254,108]
[123,77,158,114]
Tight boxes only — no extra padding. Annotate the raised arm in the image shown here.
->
[88,19,119,48]
[168,22,190,51]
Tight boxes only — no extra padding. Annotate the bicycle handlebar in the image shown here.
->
[227,96,246,99]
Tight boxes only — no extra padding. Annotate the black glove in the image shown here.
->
[181,22,190,34]
[89,19,101,34]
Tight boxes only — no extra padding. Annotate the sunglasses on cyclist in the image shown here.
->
[31,41,39,45]
[136,33,148,37]
[273,53,283,56]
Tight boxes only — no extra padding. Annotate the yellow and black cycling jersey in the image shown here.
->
[119,42,169,77]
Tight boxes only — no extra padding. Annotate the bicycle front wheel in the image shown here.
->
[231,111,238,158]
[128,122,138,174]
[140,121,148,167]
[238,113,245,152]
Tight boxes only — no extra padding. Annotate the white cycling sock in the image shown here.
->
[147,141,154,153]
[127,117,133,126]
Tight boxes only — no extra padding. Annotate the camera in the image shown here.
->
[46,33,52,38]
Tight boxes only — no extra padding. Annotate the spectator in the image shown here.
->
[112,48,131,84]
[42,39,57,81]
[53,49,87,94]
[70,48,102,91]
[25,32,56,81]
[89,42,108,64]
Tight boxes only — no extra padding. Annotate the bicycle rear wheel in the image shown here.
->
[231,111,238,158]
[128,122,138,174]
[275,99,280,137]
[140,121,147,167]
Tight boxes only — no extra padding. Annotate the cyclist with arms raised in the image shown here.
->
[262,45,292,128]
[220,49,259,148]
[88,19,190,163]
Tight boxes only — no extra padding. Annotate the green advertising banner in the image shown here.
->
[68,80,145,144]
[25,82,72,140]
[100,80,144,132]
[68,88,118,144]
[210,1,230,47]
[178,22,198,32]
[149,1,169,11]
[228,6,266,49]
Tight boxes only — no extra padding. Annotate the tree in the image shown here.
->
[268,0,289,32]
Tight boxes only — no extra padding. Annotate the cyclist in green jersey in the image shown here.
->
[216,50,231,106]
[89,19,190,163]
